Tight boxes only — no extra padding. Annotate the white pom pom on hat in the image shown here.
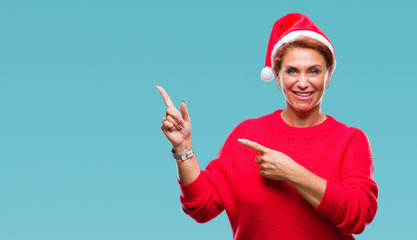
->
[260,13,337,82]
[261,67,274,82]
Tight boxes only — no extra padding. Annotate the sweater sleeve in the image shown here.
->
[178,170,224,223]
[178,121,246,223]
[316,128,378,234]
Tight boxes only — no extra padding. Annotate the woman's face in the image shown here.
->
[276,47,331,114]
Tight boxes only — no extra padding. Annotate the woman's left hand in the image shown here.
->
[238,138,326,208]
[238,138,299,182]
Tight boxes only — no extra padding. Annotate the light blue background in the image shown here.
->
[1,0,416,239]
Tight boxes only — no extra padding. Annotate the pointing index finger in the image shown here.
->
[156,85,175,108]
[238,139,269,154]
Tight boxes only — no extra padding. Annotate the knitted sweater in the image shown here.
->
[179,110,378,240]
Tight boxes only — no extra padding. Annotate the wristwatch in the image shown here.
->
[171,148,194,160]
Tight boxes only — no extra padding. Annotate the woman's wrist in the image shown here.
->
[285,162,305,185]
[173,140,193,154]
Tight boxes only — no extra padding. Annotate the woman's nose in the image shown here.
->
[297,74,309,89]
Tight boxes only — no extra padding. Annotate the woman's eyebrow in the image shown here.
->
[307,64,324,69]
[284,64,324,69]
[283,65,298,69]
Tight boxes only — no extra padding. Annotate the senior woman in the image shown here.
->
[157,13,378,240]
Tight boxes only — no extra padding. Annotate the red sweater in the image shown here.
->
[179,110,378,240]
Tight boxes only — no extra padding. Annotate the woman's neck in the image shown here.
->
[281,105,327,128]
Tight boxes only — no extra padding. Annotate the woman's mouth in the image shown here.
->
[292,91,314,100]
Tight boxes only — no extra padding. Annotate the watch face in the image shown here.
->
[183,152,192,160]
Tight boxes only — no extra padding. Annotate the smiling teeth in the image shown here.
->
[295,92,313,97]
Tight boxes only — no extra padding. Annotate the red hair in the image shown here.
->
[272,37,334,75]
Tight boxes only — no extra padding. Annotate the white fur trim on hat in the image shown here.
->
[270,30,337,73]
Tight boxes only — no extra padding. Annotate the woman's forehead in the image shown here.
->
[283,64,324,70]
[282,48,326,68]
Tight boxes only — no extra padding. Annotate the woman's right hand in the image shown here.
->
[156,85,192,151]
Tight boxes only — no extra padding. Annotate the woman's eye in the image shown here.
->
[309,69,320,75]
[286,69,297,75]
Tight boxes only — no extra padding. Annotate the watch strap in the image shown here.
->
[171,148,194,160]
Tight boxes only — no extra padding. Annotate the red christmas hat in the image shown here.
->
[261,13,336,82]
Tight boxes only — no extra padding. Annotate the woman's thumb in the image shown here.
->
[180,100,190,122]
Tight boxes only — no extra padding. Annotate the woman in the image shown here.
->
[157,13,378,240]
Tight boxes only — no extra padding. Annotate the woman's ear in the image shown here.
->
[275,74,280,85]
[326,71,332,84]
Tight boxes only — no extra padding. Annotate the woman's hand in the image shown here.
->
[157,85,192,152]
[237,138,299,181]
[238,138,326,208]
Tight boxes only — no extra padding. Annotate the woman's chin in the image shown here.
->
[289,103,310,112]
[288,103,319,115]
